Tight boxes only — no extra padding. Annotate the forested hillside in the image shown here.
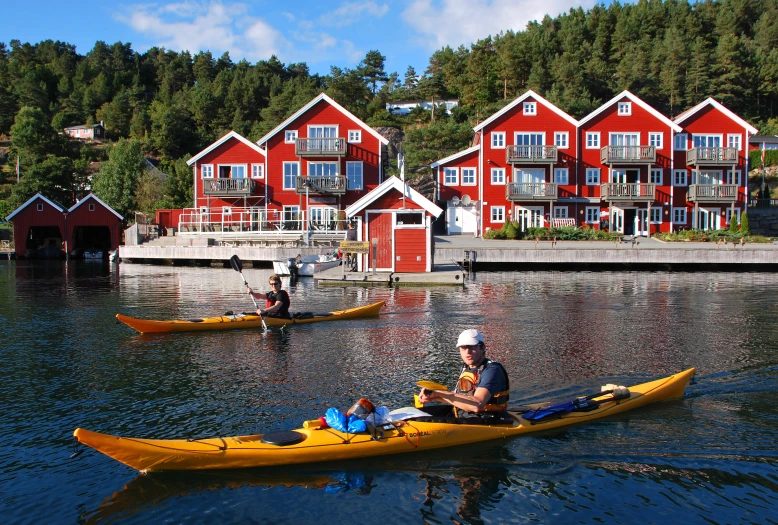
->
[1,0,776,221]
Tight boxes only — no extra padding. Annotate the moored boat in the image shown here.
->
[116,301,384,333]
[73,368,695,472]
[273,254,341,277]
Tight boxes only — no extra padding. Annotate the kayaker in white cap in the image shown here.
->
[418,329,510,421]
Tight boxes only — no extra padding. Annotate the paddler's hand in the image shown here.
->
[247,287,253,296]
[418,388,437,404]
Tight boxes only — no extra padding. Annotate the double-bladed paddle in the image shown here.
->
[229,255,268,332]
[414,380,449,408]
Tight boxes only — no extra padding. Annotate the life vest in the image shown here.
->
[265,290,291,317]
[453,358,510,417]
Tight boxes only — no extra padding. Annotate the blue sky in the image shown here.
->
[2,0,597,77]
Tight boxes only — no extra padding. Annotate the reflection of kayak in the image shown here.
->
[116,301,384,333]
[73,368,695,472]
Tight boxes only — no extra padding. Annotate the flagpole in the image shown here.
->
[16,156,20,183]
[762,144,766,205]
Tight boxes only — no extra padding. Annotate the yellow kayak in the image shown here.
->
[73,368,695,472]
[116,301,384,333]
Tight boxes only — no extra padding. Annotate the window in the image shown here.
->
[219,165,246,178]
[443,167,458,185]
[515,132,544,146]
[283,162,299,190]
[251,164,264,179]
[555,132,569,149]
[650,168,663,185]
[461,168,476,185]
[649,132,663,149]
[692,135,722,148]
[650,207,661,224]
[585,207,600,224]
[586,168,600,185]
[396,212,423,225]
[87,203,95,212]
[283,206,301,228]
[553,207,568,218]
[346,161,363,190]
[285,130,297,143]
[491,132,505,148]
[348,130,361,143]
[202,164,214,178]
[728,134,742,151]
[491,206,505,223]
[309,207,337,229]
[36,203,43,211]
[308,162,338,177]
[523,102,537,115]
[491,168,505,185]
[554,168,568,184]
[672,169,687,187]
[308,125,338,138]
[618,102,631,115]
[673,207,687,224]
[674,133,688,151]
[726,208,741,225]
[586,132,600,149]
[727,169,741,186]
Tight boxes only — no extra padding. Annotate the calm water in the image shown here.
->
[1,261,777,524]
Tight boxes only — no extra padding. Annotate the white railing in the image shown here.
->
[177,208,349,234]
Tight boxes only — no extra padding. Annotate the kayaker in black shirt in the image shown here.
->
[247,274,291,318]
[418,329,510,420]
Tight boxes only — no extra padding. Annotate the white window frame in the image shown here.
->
[308,161,339,177]
[554,168,569,185]
[251,164,264,179]
[727,207,741,225]
[201,164,214,178]
[649,132,663,150]
[284,130,297,143]
[674,133,688,151]
[283,161,300,190]
[618,102,631,115]
[554,132,569,149]
[37,203,43,211]
[461,167,476,186]
[553,207,568,218]
[346,161,363,190]
[727,134,742,151]
[692,134,723,148]
[491,206,505,223]
[649,207,662,224]
[586,168,600,185]
[727,169,741,186]
[218,164,247,179]
[491,132,505,149]
[672,169,688,187]
[672,207,687,225]
[89,203,95,211]
[491,167,505,185]
[585,207,600,224]
[650,168,663,185]
[523,102,537,115]
[348,130,362,143]
[514,132,545,147]
[443,167,459,186]
[586,132,600,149]
[308,125,338,138]
[283,205,301,224]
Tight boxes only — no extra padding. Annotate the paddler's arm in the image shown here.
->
[418,387,492,413]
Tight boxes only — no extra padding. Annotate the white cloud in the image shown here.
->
[402,0,596,50]
[321,1,389,28]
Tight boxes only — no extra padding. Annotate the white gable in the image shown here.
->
[6,193,66,221]
[68,193,124,220]
[578,90,682,132]
[474,90,578,132]
[187,130,266,166]
[674,97,758,134]
[345,177,443,218]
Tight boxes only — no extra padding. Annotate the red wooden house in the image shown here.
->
[577,91,682,235]
[66,193,123,254]
[672,98,758,230]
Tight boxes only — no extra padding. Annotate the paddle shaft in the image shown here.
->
[230,255,268,331]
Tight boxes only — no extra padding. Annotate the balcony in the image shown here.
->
[600,145,656,164]
[506,145,557,164]
[295,137,346,156]
[688,184,738,203]
[295,175,347,195]
[506,182,558,201]
[600,183,656,202]
[203,178,256,196]
[686,147,738,166]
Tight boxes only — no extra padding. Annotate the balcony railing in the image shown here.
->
[177,207,349,234]
[688,184,738,202]
[295,175,347,194]
[686,147,739,166]
[295,137,346,156]
[600,183,656,201]
[202,178,256,196]
[600,145,656,164]
[505,182,558,201]
[506,145,557,164]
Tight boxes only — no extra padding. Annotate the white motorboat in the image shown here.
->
[273,254,341,277]
[83,249,104,260]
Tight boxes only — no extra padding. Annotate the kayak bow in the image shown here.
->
[73,368,695,472]
[116,301,384,333]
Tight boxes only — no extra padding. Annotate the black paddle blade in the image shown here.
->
[229,254,243,273]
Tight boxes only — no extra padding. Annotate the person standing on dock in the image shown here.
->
[247,274,291,318]
[418,329,510,421]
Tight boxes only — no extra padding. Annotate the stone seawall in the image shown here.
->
[748,207,778,236]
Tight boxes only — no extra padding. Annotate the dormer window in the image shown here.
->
[523,102,537,115]
[285,130,297,143]
[618,102,631,116]
[37,203,43,211]
[89,203,95,211]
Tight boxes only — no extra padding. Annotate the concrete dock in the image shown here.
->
[314,263,465,287]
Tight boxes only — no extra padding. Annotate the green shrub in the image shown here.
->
[740,211,750,234]
[504,220,519,239]
[729,212,739,233]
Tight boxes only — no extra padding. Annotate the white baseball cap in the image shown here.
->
[456,329,485,347]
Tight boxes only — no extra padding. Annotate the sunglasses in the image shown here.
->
[269,281,281,287]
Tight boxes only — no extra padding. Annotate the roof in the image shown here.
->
[68,193,124,220]
[5,193,67,221]
[187,130,266,166]
[473,90,579,132]
[673,97,758,134]
[256,92,389,147]
[578,90,682,132]
[430,145,480,168]
[750,135,778,144]
[345,176,443,218]
[64,123,104,130]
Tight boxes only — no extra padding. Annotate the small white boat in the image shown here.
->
[273,254,341,277]
[83,250,104,260]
